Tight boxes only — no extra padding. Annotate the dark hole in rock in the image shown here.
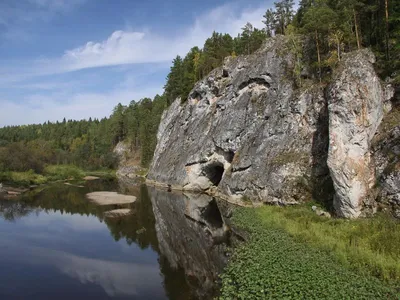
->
[224,151,235,163]
[190,91,202,101]
[222,69,229,77]
[238,77,270,90]
[201,198,224,228]
[203,162,224,186]
[212,86,219,96]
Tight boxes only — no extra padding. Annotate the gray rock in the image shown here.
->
[327,49,389,218]
[143,36,395,218]
[372,108,400,212]
[148,36,331,206]
[311,205,331,218]
[86,192,136,205]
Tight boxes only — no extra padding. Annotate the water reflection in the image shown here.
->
[0,180,231,299]
[149,189,230,299]
[0,240,162,298]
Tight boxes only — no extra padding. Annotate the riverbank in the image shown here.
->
[0,165,116,187]
[219,205,400,299]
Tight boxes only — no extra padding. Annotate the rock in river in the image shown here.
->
[86,192,136,205]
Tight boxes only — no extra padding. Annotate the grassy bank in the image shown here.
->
[219,205,399,299]
[0,165,116,187]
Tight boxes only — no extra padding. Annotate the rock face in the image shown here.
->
[148,36,331,206]
[114,141,146,178]
[327,50,393,218]
[372,106,400,217]
[145,36,397,218]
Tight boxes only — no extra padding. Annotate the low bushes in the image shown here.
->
[0,165,116,187]
[0,170,48,186]
[219,206,399,299]
[44,165,85,180]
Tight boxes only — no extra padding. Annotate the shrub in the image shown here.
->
[219,206,399,299]
[44,165,85,180]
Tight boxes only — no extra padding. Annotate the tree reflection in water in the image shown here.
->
[0,179,232,299]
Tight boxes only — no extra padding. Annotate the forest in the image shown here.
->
[0,0,398,183]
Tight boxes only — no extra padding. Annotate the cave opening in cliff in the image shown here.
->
[203,162,224,186]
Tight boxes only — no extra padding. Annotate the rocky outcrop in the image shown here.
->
[145,36,397,218]
[327,50,393,218]
[114,141,146,178]
[148,36,331,206]
[372,105,400,217]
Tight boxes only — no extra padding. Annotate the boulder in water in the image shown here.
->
[86,192,136,205]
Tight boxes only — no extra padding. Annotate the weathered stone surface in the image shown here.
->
[372,107,400,215]
[114,141,145,178]
[113,141,130,159]
[142,36,396,218]
[148,36,331,206]
[327,49,391,218]
[86,192,136,205]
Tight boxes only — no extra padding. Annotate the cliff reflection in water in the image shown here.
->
[149,188,230,299]
[0,180,231,299]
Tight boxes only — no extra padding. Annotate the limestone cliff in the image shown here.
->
[145,36,397,218]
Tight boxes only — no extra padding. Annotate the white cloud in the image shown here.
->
[24,3,269,75]
[0,239,163,297]
[0,2,274,126]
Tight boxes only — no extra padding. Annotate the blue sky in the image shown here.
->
[0,0,275,126]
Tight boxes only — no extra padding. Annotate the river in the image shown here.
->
[0,179,232,299]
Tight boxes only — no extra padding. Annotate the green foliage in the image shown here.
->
[292,0,400,80]
[0,165,115,187]
[0,170,48,186]
[44,165,85,180]
[0,118,118,171]
[219,207,399,299]
[274,0,296,35]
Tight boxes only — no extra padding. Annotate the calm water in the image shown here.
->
[0,179,231,299]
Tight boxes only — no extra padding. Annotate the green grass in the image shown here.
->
[0,170,48,186]
[255,204,400,283]
[0,165,116,187]
[219,206,400,299]
[44,164,85,180]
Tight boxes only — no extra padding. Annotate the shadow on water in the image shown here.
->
[0,178,232,299]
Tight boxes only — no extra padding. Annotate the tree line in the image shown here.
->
[290,0,399,81]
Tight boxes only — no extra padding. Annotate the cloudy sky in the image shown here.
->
[0,0,275,126]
